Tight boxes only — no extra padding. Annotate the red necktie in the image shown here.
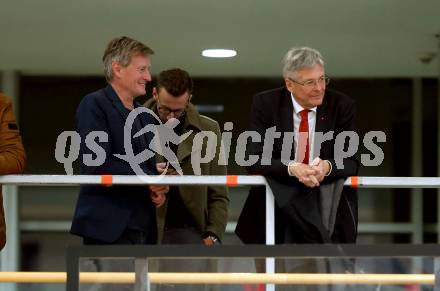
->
[298,109,310,164]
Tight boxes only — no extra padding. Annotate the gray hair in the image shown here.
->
[102,36,154,82]
[282,47,324,79]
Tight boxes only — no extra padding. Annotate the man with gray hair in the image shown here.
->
[236,46,358,252]
[71,36,168,246]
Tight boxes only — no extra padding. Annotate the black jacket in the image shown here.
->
[235,87,359,244]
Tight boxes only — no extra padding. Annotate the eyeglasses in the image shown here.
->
[156,100,187,118]
[288,75,330,88]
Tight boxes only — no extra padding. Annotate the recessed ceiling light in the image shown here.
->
[202,49,237,58]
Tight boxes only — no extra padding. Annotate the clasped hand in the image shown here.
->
[288,158,330,188]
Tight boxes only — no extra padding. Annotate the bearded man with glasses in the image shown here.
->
[144,68,229,291]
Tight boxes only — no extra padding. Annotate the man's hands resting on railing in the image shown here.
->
[288,157,331,188]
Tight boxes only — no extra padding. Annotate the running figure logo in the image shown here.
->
[114,107,192,177]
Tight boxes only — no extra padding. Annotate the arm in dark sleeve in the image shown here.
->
[325,98,359,181]
[246,93,297,183]
[75,95,153,175]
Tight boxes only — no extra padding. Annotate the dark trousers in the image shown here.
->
[155,226,214,291]
[274,221,362,291]
[83,228,156,245]
[80,228,155,291]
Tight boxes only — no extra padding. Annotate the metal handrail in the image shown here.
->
[1,175,440,188]
[0,271,434,285]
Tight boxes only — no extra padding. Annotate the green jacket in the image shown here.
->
[144,99,229,242]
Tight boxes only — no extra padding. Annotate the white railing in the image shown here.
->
[2,175,440,187]
[1,175,440,291]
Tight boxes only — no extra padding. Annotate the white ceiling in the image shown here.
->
[1,0,439,77]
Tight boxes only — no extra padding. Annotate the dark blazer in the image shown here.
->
[70,85,158,243]
[235,87,359,244]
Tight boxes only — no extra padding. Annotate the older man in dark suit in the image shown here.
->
[236,47,359,248]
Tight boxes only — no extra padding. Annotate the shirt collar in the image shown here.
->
[290,92,317,115]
